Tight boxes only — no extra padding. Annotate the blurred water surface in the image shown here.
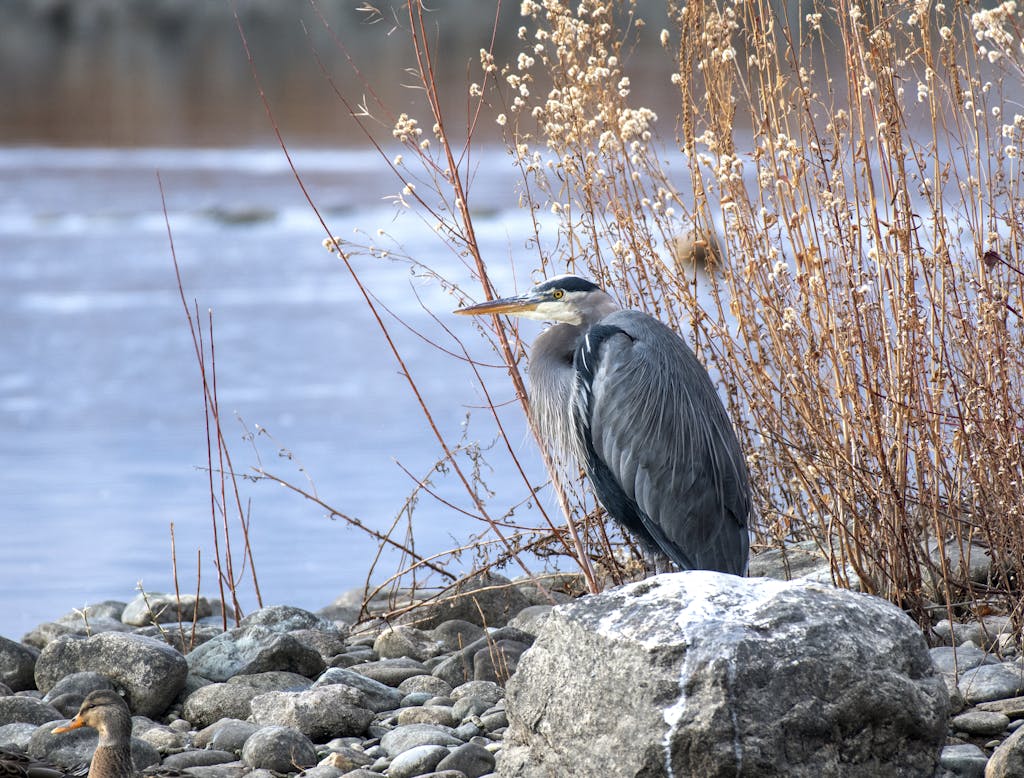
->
[0,145,548,639]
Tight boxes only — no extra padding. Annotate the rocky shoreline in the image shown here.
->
[0,571,1022,778]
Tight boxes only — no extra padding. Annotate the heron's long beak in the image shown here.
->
[52,716,86,734]
[454,292,542,317]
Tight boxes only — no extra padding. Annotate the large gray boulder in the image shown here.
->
[0,637,37,692]
[185,626,325,682]
[499,572,948,778]
[34,632,188,718]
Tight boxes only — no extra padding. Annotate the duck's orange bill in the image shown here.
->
[51,717,85,734]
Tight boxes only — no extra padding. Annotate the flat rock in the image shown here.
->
[398,676,452,698]
[931,646,998,675]
[349,658,428,687]
[312,668,403,712]
[396,705,457,728]
[162,749,239,768]
[0,638,37,692]
[34,632,187,718]
[951,709,1011,736]
[249,686,374,740]
[241,725,317,772]
[499,572,948,778]
[176,762,248,778]
[185,626,325,682]
[387,744,450,778]
[978,695,1024,718]
[959,662,1024,704]
[379,723,462,757]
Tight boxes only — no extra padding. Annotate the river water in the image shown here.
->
[0,145,551,639]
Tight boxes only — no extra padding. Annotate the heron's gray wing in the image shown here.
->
[574,310,750,574]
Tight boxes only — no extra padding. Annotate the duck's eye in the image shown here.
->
[552,289,564,300]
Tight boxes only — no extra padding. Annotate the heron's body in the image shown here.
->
[457,275,750,575]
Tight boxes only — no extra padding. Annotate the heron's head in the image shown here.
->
[454,274,615,325]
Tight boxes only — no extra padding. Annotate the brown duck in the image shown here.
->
[51,691,133,778]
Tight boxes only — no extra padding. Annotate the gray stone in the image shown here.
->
[935,617,1014,650]
[401,692,435,707]
[398,675,453,697]
[951,709,1011,736]
[0,637,37,692]
[436,741,495,778]
[183,682,263,728]
[297,766,343,778]
[472,639,529,684]
[121,592,214,626]
[241,725,317,772]
[193,718,260,754]
[374,626,442,661]
[479,707,508,731]
[387,744,450,778]
[959,662,1024,704]
[162,749,239,768]
[249,686,373,740]
[506,606,553,637]
[0,697,61,726]
[288,628,348,659]
[311,667,403,712]
[135,623,223,653]
[136,722,185,753]
[499,572,948,778]
[430,621,486,654]
[0,722,37,749]
[986,722,1024,777]
[57,602,128,624]
[451,681,503,705]
[978,695,1024,718]
[396,705,458,727]
[431,630,533,687]
[241,606,333,633]
[349,657,428,687]
[317,746,374,771]
[228,671,313,694]
[931,646,997,675]
[398,574,531,630]
[380,723,462,757]
[186,626,325,682]
[21,620,133,651]
[34,632,187,718]
[453,697,492,721]
[178,763,248,778]
[41,671,114,709]
[938,743,989,777]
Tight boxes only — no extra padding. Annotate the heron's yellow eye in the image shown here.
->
[552,289,564,300]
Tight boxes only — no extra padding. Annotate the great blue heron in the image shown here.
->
[456,274,750,575]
